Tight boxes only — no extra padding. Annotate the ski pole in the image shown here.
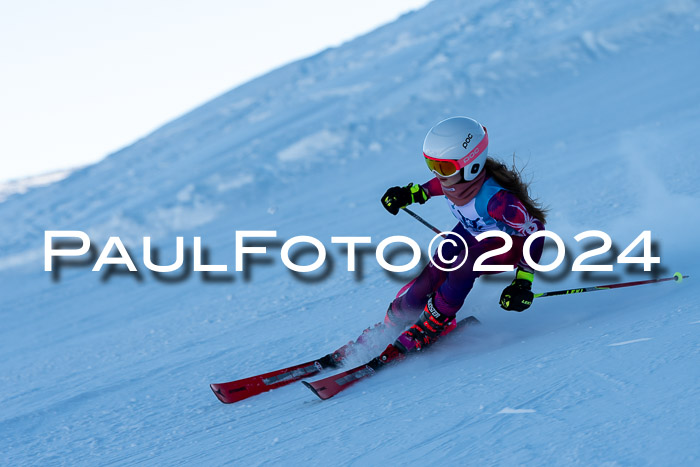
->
[402,207,446,237]
[534,272,688,298]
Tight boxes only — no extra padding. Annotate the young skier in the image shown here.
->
[211,117,550,403]
[376,116,547,356]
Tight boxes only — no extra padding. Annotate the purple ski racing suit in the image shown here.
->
[390,176,545,321]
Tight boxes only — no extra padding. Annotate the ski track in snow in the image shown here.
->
[1,0,699,464]
[608,338,653,347]
[498,408,537,414]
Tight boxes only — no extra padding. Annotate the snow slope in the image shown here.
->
[0,168,76,203]
[1,0,699,464]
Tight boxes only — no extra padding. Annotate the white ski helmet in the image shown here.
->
[423,116,488,181]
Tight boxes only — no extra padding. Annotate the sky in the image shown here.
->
[0,0,431,182]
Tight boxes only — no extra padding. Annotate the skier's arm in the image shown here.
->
[487,190,545,311]
[486,190,545,270]
[420,177,443,198]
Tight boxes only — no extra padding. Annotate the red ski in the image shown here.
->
[210,320,388,404]
[210,354,338,404]
[302,360,381,400]
[303,316,479,400]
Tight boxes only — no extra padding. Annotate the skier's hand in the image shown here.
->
[500,269,534,312]
[381,183,428,215]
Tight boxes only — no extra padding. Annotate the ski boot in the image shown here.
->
[394,294,455,353]
[373,295,457,367]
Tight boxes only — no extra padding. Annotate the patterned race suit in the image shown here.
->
[390,176,545,320]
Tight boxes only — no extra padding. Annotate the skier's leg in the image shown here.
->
[394,235,524,352]
[387,224,467,326]
[332,232,458,361]
[388,262,447,325]
[435,235,526,315]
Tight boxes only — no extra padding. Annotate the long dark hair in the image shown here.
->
[484,157,548,223]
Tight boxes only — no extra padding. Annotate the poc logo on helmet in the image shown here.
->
[462,133,473,149]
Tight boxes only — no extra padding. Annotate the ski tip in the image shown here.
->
[209,384,235,404]
[456,315,480,329]
[210,384,230,404]
[449,315,481,333]
[302,380,329,400]
[465,315,481,325]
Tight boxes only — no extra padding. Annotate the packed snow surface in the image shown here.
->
[1,0,699,464]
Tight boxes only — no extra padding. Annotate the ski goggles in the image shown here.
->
[424,127,488,177]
